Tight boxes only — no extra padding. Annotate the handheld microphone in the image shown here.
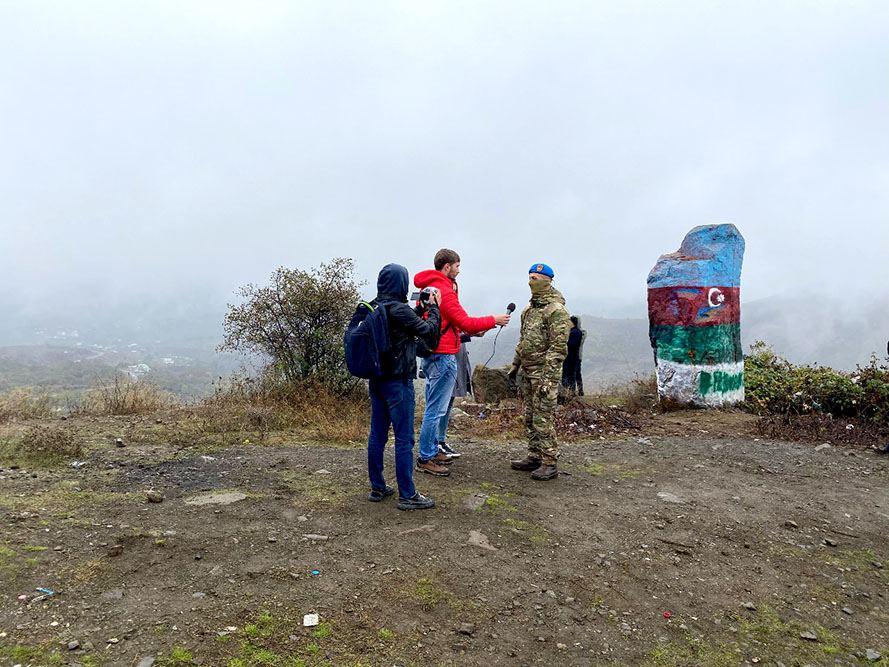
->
[483,302,516,368]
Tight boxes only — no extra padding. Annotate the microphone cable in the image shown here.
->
[482,302,516,369]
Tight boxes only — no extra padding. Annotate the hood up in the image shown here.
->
[376,264,409,303]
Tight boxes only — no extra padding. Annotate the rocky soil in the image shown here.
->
[1,413,888,666]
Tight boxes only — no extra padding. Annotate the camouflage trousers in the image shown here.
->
[520,372,559,464]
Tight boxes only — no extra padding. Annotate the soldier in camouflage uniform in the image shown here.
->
[508,263,572,481]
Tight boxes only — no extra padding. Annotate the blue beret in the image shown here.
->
[529,262,554,278]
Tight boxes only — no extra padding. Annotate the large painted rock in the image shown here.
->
[647,224,745,407]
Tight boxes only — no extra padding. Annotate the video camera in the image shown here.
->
[410,287,439,304]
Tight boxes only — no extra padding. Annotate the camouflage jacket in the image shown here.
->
[512,285,571,380]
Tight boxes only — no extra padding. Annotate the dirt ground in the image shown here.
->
[2,412,889,667]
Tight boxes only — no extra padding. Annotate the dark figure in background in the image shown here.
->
[364,264,442,511]
[561,316,586,396]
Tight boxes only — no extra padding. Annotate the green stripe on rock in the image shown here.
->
[651,323,742,366]
[699,369,744,395]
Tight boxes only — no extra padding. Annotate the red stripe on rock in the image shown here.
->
[647,286,740,327]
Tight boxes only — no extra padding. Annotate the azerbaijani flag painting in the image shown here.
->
[647,224,745,407]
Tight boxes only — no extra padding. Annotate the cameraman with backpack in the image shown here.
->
[350,264,443,510]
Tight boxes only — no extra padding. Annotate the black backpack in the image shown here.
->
[344,302,390,378]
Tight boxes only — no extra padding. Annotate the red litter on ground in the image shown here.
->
[663,611,673,619]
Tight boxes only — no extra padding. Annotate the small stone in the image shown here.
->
[872,561,884,569]
[53,546,63,552]
[115,438,125,448]
[136,658,156,667]
[537,636,546,642]
[194,554,203,560]
[192,592,206,599]
[184,491,247,506]
[268,536,277,543]
[823,538,838,547]
[742,602,756,611]
[302,534,329,541]
[784,520,799,529]
[458,623,475,636]
[467,530,497,551]
[557,643,568,650]
[841,607,853,615]
[108,637,120,644]
[814,443,831,452]
[657,491,685,504]
[866,649,882,661]
[108,544,123,557]
[799,630,818,641]
[67,640,80,650]
[146,490,164,503]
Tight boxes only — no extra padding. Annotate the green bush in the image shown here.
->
[745,342,889,424]
[220,258,363,393]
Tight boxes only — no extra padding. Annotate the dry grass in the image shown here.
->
[0,388,55,423]
[756,413,889,446]
[194,376,370,444]
[75,377,176,416]
[589,374,658,413]
[1,424,83,463]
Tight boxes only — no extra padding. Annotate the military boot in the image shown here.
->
[510,456,542,471]
[530,463,558,481]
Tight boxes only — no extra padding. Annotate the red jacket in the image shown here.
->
[414,269,496,354]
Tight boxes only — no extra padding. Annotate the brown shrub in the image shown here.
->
[76,377,175,416]
[589,374,658,414]
[17,424,82,461]
[195,375,369,445]
[0,388,55,423]
[756,414,889,446]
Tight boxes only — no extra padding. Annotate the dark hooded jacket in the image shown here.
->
[372,264,442,379]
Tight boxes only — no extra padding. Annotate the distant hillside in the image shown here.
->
[472,293,889,390]
[470,315,652,390]
[2,290,885,396]
[743,293,889,369]
[0,344,241,397]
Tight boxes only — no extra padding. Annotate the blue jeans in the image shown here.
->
[438,397,455,445]
[418,354,457,461]
[368,377,417,499]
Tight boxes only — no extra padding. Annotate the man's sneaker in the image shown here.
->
[398,493,436,511]
[367,485,395,502]
[531,463,558,481]
[432,451,454,466]
[439,442,461,458]
[417,459,451,476]
[511,457,542,471]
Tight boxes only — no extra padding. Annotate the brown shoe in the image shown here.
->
[510,457,542,471]
[432,452,454,466]
[417,459,451,476]
[531,464,558,481]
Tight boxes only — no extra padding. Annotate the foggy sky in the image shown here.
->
[2,0,888,321]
